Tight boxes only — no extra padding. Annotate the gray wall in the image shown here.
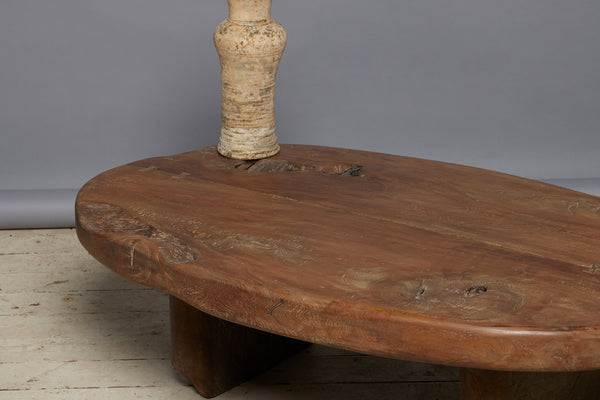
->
[1,0,599,227]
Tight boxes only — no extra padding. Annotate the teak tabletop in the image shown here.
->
[76,144,600,399]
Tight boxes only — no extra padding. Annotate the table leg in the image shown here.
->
[460,368,600,399]
[169,295,308,398]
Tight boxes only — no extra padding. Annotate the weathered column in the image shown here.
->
[214,0,287,160]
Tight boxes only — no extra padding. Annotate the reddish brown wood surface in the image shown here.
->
[76,144,600,372]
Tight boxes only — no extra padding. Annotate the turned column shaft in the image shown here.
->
[214,0,287,160]
[228,0,271,22]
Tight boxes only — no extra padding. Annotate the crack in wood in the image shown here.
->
[129,241,138,268]
[268,298,284,321]
[584,264,600,274]
[232,158,363,176]
[78,202,197,265]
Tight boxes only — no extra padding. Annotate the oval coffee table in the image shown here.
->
[76,144,600,399]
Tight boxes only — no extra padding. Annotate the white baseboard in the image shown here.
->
[0,189,78,229]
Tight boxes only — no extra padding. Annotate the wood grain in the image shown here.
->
[75,145,600,372]
[2,229,460,399]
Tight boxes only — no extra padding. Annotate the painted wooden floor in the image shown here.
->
[0,229,459,399]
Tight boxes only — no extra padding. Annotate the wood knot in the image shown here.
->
[340,166,363,176]
[465,285,488,297]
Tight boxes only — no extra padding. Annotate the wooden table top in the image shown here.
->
[76,145,600,372]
